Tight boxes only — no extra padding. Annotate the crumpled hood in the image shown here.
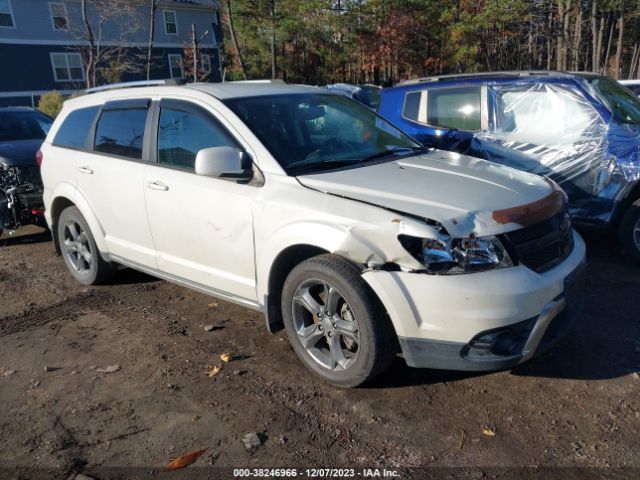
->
[0,139,43,167]
[297,150,558,237]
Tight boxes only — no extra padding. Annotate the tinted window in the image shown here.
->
[589,78,640,124]
[427,86,481,130]
[158,108,237,170]
[94,109,147,159]
[403,91,421,121]
[53,106,98,148]
[0,111,52,141]
[225,93,420,172]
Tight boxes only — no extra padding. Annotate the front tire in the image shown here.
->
[281,254,396,387]
[619,199,640,263]
[57,206,116,285]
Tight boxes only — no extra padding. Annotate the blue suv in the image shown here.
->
[378,71,640,261]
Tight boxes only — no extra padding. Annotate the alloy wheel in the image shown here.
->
[291,279,360,371]
[62,220,93,274]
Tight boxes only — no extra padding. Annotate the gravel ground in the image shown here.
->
[0,226,638,480]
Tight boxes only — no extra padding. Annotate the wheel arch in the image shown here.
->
[264,244,330,333]
[49,191,108,256]
[611,180,640,228]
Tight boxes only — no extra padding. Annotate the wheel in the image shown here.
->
[57,206,116,285]
[618,199,640,263]
[281,254,396,387]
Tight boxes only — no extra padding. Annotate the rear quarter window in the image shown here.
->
[403,91,421,121]
[53,106,99,149]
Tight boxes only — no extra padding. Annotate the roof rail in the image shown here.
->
[397,71,573,86]
[85,79,186,94]
[228,79,286,84]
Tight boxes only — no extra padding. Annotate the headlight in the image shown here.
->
[399,234,513,274]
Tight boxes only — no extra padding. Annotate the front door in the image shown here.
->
[143,99,258,302]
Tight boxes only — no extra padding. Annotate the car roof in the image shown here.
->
[395,70,606,87]
[0,107,42,113]
[187,81,321,99]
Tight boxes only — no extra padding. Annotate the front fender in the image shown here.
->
[255,216,436,304]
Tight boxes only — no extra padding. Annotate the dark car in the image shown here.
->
[0,107,52,236]
[324,83,382,110]
[378,71,640,261]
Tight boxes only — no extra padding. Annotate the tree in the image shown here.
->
[146,0,161,81]
[74,0,145,87]
[38,91,64,119]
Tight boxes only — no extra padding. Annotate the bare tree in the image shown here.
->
[223,0,248,80]
[74,0,145,87]
[146,0,161,80]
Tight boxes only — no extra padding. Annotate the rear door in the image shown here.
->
[142,98,259,302]
[75,99,157,267]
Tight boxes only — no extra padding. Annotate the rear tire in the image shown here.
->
[618,199,640,264]
[57,206,116,285]
[281,254,396,387]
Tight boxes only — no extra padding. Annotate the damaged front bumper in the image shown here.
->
[362,231,586,371]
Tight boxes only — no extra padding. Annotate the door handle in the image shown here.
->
[78,166,94,174]
[146,181,169,191]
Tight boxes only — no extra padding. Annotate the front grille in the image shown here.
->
[502,209,574,273]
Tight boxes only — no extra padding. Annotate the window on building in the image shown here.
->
[426,86,482,131]
[53,106,99,149]
[0,0,15,28]
[49,2,68,31]
[158,107,237,170]
[168,54,183,79]
[163,10,177,35]
[201,54,211,73]
[94,109,148,159]
[51,53,84,82]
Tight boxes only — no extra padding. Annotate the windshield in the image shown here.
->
[0,110,52,141]
[588,77,640,124]
[224,93,421,173]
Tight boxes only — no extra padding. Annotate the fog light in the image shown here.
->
[490,331,518,355]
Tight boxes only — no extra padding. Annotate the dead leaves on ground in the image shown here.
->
[166,447,207,470]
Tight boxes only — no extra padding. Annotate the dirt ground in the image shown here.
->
[0,226,639,480]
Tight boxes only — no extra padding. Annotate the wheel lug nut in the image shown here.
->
[328,332,333,337]
[318,325,323,331]
[332,323,337,329]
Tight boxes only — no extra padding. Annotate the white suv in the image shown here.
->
[40,80,586,387]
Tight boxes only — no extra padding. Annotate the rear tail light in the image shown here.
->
[36,149,43,166]
[31,208,44,215]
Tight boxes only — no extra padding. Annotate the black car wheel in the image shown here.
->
[57,206,116,285]
[281,254,396,387]
[619,199,640,263]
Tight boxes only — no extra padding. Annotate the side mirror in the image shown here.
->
[195,146,253,181]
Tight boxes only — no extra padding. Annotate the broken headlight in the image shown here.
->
[399,234,513,274]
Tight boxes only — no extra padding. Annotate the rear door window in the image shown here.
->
[94,108,148,159]
[53,106,98,149]
[426,86,482,130]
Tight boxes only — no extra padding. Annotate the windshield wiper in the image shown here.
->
[360,146,428,162]
[288,158,364,171]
